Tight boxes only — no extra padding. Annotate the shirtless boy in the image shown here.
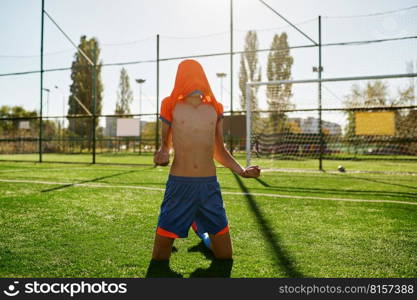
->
[152,59,261,262]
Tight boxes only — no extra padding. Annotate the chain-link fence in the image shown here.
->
[1,1,416,169]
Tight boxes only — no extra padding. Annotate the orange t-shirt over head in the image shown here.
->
[159,59,224,125]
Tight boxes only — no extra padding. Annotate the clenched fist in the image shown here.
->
[240,165,261,178]
[154,149,170,166]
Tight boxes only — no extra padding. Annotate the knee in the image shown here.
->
[152,254,170,261]
[214,251,233,260]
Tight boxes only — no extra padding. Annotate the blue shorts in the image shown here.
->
[156,174,229,238]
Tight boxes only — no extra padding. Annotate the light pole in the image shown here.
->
[135,78,146,155]
[55,86,66,119]
[216,73,227,102]
[55,86,66,151]
[216,72,229,151]
[42,88,50,117]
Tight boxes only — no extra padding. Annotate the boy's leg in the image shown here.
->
[152,234,175,260]
[153,176,194,260]
[209,232,232,259]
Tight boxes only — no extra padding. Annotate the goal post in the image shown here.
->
[246,83,252,168]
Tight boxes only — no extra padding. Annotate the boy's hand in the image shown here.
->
[154,149,170,166]
[240,165,261,178]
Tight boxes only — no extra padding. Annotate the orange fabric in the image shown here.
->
[191,221,198,232]
[215,225,229,236]
[160,97,174,123]
[156,226,179,239]
[159,59,224,123]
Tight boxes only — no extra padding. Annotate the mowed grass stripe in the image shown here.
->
[1,163,416,203]
[1,178,416,206]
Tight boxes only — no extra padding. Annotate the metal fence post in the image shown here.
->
[155,34,160,151]
[39,0,45,163]
[229,0,234,155]
[92,41,97,164]
[318,15,323,171]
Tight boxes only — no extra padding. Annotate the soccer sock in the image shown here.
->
[192,222,211,249]
[200,232,211,249]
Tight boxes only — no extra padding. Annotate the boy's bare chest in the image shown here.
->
[172,103,217,131]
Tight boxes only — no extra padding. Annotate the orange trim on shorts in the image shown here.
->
[156,226,179,238]
[215,225,229,236]
[191,222,198,232]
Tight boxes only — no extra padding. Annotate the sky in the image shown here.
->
[1,0,416,126]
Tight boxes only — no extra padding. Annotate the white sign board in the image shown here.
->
[19,121,30,129]
[116,118,140,137]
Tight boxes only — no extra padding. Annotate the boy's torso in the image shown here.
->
[169,100,218,177]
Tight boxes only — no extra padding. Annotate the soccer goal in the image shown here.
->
[245,72,417,169]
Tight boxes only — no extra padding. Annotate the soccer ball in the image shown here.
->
[337,165,346,172]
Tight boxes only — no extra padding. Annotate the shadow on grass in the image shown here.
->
[187,241,233,277]
[188,241,214,260]
[190,259,233,278]
[255,177,271,187]
[328,173,417,191]
[40,167,155,193]
[254,177,417,199]
[234,174,304,278]
[145,259,183,278]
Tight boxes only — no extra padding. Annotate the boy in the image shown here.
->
[152,59,260,262]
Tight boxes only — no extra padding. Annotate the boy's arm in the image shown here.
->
[154,121,172,166]
[214,118,260,178]
[160,121,172,151]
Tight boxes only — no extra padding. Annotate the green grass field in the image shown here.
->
[1,152,417,173]
[0,160,416,278]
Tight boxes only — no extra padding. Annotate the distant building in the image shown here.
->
[289,117,342,135]
[322,120,342,135]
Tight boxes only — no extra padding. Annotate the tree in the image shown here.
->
[396,61,417,152]
[67,36,103,151]
[113,68,134,151]
[239,31,261,113]
[141,121,156,151]
[266,32,294,133]
[0,105,38,135]
[396,109,417,155]
[0,105,60,153]
[115,68,133,115]
[405,60,416,106]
